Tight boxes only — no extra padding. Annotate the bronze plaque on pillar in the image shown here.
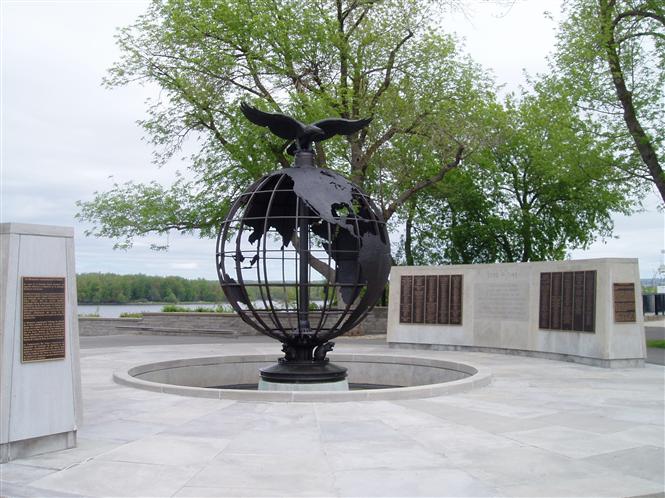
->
[399,276,413,323]
[613,283,636,323]
[21,277,66,362]
[412,276,426,323]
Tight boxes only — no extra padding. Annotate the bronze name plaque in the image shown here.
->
[412,276,426,324]
[539,271,595,333]
[613,283,636,323]
[399,276,413,323]
[538,272,551,329]
[425,276,438,324]
[399,274,463,325]
[437,275,450,324]
[449,275,463,325]
[22,277,66,362]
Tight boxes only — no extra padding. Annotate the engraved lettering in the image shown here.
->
[539,273,551,329]
[450,275,463,325]
[437,275,450,324]
[425,275,438,324]
[399,275,413,323]
[22,277,66,362]
[613,283,636,323]
[412,276,426,324]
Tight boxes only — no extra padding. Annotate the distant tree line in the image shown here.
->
[77,273,226,304]
[76,272,333,305]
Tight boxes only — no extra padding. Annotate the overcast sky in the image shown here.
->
[1,0,663,280]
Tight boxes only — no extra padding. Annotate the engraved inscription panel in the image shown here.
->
[561,271,574,330]
[613,283,636,323]
[450,275,463,325]
[399,275,413,323]
[398,273,463,325]
[399,276,413,323]
[539,270,596,332]
[437,275,450,324]
[474,269,529,321]
[573,271,585,331]
[539,273,551,329]
[22,277,66,362]
[412,276,426,324]
[425,276,438,324]
[550,272,562,329]
[583,271,596,331]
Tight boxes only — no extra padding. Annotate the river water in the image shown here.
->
[78,300,322,317]
[77,303,222,317]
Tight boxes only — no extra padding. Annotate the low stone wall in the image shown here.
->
[388,259,645,368]
[358,306,388,335]
[78,317,143,336]
[78,307,389,337]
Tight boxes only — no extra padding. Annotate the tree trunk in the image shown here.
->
[404,201,415,266]
[599,0,665,202]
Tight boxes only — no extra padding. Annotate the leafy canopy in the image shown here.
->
[551,0,665,200]
[398,77,643,265]
[77,0,495,249]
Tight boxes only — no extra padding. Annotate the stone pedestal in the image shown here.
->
[258,379,350,391]
[1,223,82,462]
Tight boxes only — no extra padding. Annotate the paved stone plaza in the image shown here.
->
[1,336,663,497]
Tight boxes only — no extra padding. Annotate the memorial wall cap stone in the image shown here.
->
[0,222,74,238]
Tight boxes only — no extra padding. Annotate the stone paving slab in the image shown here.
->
[1,340,663,497]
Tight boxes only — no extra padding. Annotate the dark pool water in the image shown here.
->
[209,383,401,390]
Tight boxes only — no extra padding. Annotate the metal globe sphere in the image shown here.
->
[216,157,391,372]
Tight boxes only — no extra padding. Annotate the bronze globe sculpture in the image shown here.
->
[216,103,391,388]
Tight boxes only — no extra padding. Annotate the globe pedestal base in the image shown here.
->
[258,378,349,392]
[259,360,348,391]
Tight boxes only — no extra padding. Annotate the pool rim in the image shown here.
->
[113,352,492,402]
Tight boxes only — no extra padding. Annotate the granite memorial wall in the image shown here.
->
[387,258,645,367]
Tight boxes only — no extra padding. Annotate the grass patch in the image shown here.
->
[161,304,232,313]
[646,339,665,349]
[119,312,143,318]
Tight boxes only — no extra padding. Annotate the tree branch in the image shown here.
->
[613,9,665,29]
[369,30,414,111]
[615,30,665,44]
[383,144,465,220]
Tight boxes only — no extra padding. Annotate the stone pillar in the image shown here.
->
[1,223,82,462]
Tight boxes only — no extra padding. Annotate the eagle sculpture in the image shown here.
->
[240,102,371,156]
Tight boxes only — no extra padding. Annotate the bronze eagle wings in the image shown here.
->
[240,102,371,156]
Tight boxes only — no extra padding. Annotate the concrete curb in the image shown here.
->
[113,353,492,402]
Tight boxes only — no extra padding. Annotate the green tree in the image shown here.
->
[163,289,178,303]
[397,79,643,265]
[552,0,665,201]
[76,273,226,303]
[76,0,494,251]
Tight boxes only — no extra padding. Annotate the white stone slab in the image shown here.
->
[29,459,200,497]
